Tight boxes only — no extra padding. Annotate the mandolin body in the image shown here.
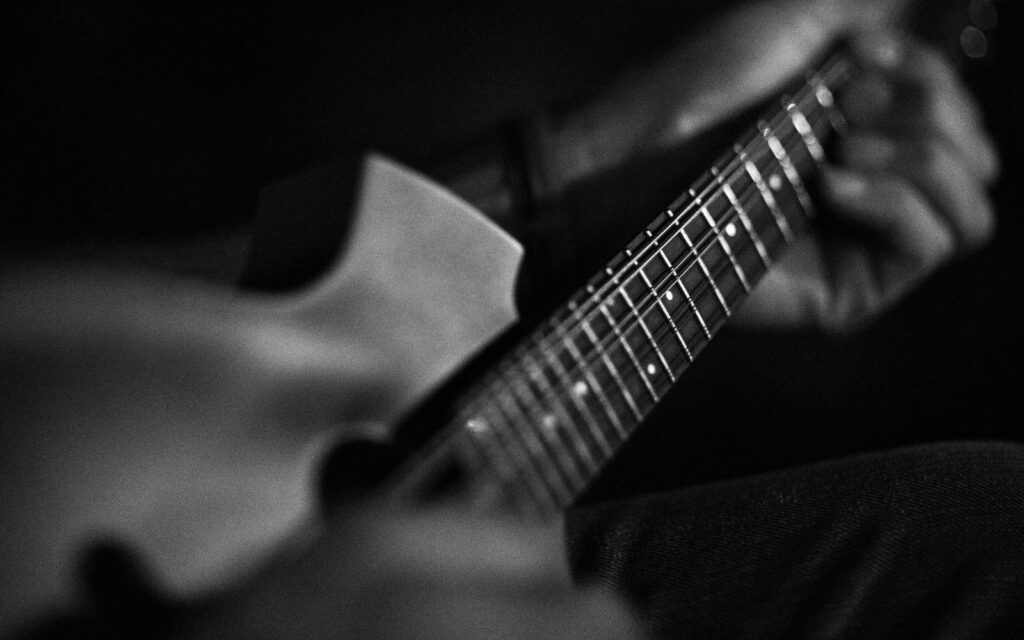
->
[0,156,522,625]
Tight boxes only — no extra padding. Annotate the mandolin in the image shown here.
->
[0,0,997,636]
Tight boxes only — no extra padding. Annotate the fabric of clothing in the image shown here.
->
[568,441,1024,639]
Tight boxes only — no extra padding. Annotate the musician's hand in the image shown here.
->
[185,507,643,640]
[735,32,999,330]
[531,2,996,331]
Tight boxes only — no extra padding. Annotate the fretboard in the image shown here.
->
[386,51,855,518]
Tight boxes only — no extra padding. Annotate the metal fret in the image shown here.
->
[661,234,714,340]
[456,425,536,512]
[392,52,857,522]
[465,407,554,513]
[721,181,772,270]
[485,388,571,507]
[638,259,688,371]
[680,225,731,317]
[808,71,847,136]
[618,282,675,383]
[577,314,645,420]
[738,144,794,243]
[597,299,660,400]
[534,334,618,457]
[655,252,697,361]
[555,319,632,435]
[497,363,586,493]
[786,103,826,165]
[455,434,512,513]
[760,120,814,217]
[517,348,607,469]
[700,204,751,293]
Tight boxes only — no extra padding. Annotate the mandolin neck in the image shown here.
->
[388,51,856,517]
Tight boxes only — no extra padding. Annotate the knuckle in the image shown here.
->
[875,178,917,213]
[912,46,958,86]
[966,204,997,247]
[926,228,957,266]
[908,137,948,179]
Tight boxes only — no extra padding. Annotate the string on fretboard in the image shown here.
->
[388,52,855,518]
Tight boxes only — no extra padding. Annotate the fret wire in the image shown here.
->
[727,227,773,294]
[807,85,843,140]
[577,311,645,420]
[391,52,854,516]
[578,144,792,365]
[461,406,553,515]
[663,51,848,220]
[738,144,793,244]
[679,224,731,317]
[495,362,588,494]
[542,53,849,338]
[635,266,681,378]
[640,306,693,375]
[484,395,570,510]
[764,125,820,238]
[804,109,833,157]
[508,180,776,446]
[720,178,772,270]
[807,59,853,136]
[548,124,796,354]
[778,121,817,170]
[555,319,632,436]
[629,310,691,389]
[653,286,693,363]
[786,102,826,165]
[730,175,789,259]
[530,332,619,458]
[796,100,838,168]
[453,431,528,515]
[513,348,605,474]
[600,293,663,397]
[759,118,814,219]
[477,395,566,510]
[555,141,799,383]
[700,200,751,293]
[775,129,819,213]
[611,320,685,388]
[557,174,789,384]
[656,249,703,353]
[700,239,752,309]
[459,324,629,464]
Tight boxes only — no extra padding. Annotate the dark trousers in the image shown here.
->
[568,442,1024,639]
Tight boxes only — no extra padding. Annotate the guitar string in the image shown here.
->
[506,57,851,392]
[420,167,802,512]
[493,167,810,490]
[465,66,851,493]
[481,178,791,503]
[444,58,850,499]
[470,67,840,416]
[447,121,830,503]
[395,151,814,512]
[472,58,849,440]
[538,52,852,341]
[386,52,854,506]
